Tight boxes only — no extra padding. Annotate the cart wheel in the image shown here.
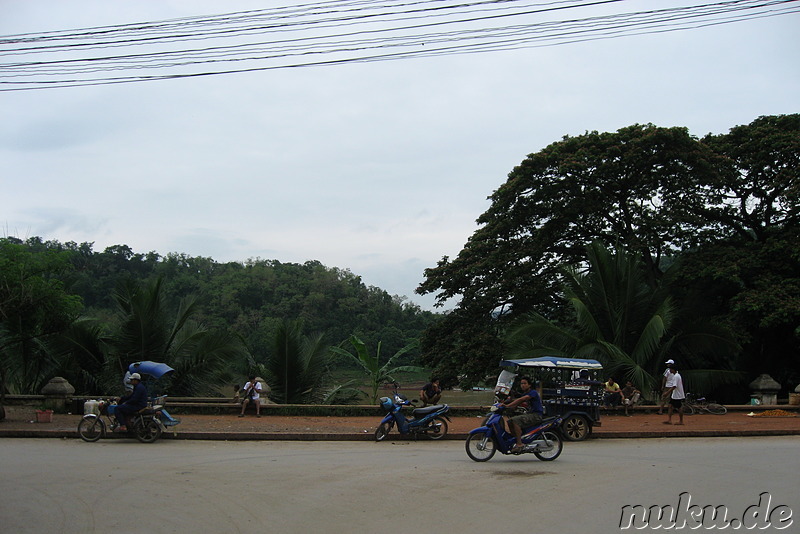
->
[135,419,162,443]
[561,415,590,441]
[78,416,105,442]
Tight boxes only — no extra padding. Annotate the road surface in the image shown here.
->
[1,436,796,532]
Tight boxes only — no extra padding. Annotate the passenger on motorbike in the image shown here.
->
[502,377,543,453]
[115,372,147,432]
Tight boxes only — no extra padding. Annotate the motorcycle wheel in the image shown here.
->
[533,431,563,461]
[427,416,448,440]
[561,414,590,441]
[375,422,393,442]
[134,419,163,443]
[78,416,105,442]
[465,431,497,462]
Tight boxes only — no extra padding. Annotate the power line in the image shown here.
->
[1,0,797,91]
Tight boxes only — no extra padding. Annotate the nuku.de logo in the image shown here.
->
[619,492,793,530]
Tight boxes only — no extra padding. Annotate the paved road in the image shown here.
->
[1,436,797,533]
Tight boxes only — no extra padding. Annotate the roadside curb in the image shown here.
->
[2,428,799,441]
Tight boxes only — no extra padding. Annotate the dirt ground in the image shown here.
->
[2,404,799,436]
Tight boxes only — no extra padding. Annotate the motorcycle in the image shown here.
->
[77,360,180,444]
[375,392,451,441]
[78,397,171,443]
[465,402,563,462]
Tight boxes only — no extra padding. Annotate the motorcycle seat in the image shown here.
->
[137,407,156,415]
[412,404,446,416]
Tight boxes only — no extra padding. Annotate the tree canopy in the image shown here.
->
[0,237,438,397]
[417,114,800,396]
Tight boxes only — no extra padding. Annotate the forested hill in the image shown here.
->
[5,237,439,367]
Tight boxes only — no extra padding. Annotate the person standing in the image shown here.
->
[238,376,262,418]
[658,359,675,415]
[663,365,685,425]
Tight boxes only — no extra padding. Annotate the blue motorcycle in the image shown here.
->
[465,402,563,461]
[375,392,451,441]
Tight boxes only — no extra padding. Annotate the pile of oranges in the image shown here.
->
[751,409,797,417]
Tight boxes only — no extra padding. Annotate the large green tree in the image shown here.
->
[0,238,82,404]
[418,115,799,386]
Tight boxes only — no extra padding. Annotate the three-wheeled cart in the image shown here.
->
[495,357,604,441]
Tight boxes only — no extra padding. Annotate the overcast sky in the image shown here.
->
[1,0,798,310]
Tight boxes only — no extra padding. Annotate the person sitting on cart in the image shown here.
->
[115,372,147,432]
[419,378,442,406]
[502,376,543,454]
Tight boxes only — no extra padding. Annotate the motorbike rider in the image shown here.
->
[503,376,543,453]
[115,372,147,432]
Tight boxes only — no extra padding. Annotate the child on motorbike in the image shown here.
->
[503,376,543,453]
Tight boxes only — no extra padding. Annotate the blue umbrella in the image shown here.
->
[128,361,175,379]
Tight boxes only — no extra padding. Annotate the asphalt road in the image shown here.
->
[1,436,797,533]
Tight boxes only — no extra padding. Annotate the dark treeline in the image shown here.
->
[0,236,438,399]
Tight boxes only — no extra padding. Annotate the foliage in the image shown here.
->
[0,236,439,399]
[330,335,423,403]
[0,238,83,396]
[251,320,339,404]
[418,115,799,389]
[505,243,742,395]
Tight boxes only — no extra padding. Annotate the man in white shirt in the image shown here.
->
[658,359,675,415]
[238,375,263,418]
[662,364,685,425]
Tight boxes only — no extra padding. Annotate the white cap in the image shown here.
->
[129,373,142,380]
[664,359,675,365]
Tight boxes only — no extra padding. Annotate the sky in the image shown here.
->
[1,0,798,310]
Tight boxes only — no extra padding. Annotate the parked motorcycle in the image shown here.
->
[375,392,451,441]
[465,402,563,461]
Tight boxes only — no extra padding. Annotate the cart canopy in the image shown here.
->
[128,361,175,379]
[499,357,603,370]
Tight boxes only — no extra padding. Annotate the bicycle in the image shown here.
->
[682,393,727,415]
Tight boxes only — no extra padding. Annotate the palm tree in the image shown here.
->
[506,242,741,396]
[253,319,335,404]
[59,277,247,396]
[330,335,422,403]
